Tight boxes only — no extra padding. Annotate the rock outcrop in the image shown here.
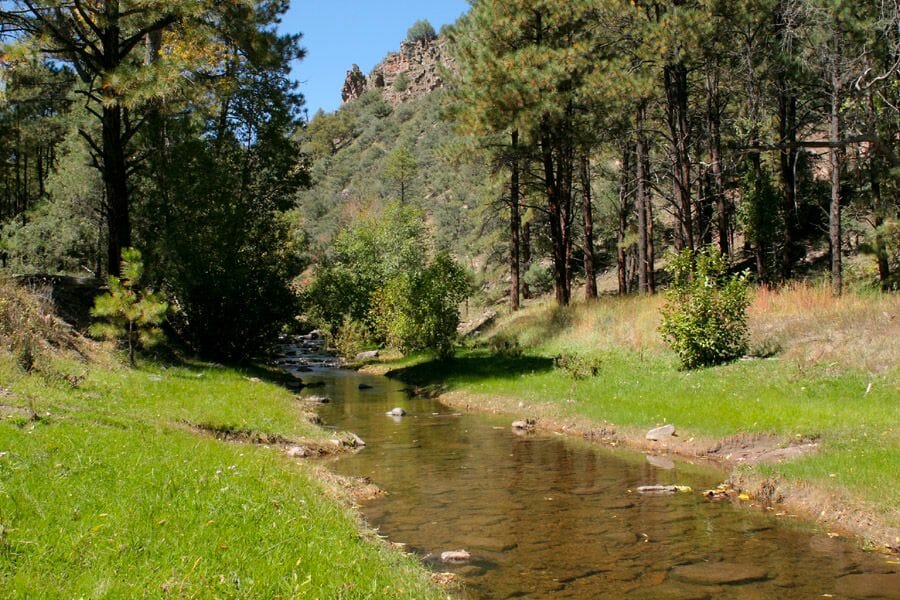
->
[341,37,456,107]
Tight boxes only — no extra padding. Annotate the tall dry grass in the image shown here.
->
[489,283,899,373]
[749,283,899,373]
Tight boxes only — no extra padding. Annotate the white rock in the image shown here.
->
[440,550,471,563]
[646,424,676,440]
[386,407,406,417]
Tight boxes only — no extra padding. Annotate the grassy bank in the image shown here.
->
[0,287,443,598]
[375,284,899,544]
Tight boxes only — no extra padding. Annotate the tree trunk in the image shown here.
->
[706,65,728,257]
[581,154,597,299]
[829,58,843,297]
[103,103,131,277]
[778,88,798,278]
[664,62,693,251]
[509,130,521,311]
[542,131,570,305]
[522,221,532,299]
[635,104,649,293]
[617,144,631,295]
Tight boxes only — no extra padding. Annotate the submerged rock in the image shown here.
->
[386,407,406,417]
[440,549,471,563]
[646,424,676,440]
[670,562,769,586]
[358,383,374,390]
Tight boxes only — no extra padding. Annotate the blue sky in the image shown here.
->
[280,1,470,117]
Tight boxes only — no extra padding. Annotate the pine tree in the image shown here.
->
[90,247,167,366]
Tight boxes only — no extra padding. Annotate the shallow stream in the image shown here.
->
[276,338,898,599]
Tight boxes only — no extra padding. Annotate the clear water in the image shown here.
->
[279,346,898,599]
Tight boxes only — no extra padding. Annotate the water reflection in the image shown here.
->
[296,365,897,599]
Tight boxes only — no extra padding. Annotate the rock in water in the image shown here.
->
[670,563,769,585]
[386,407,406,417]
[306,395,330,404]
[440,550,471,563]
[646,424,676,440]
[511,419,536,432]
[358,383,374,390]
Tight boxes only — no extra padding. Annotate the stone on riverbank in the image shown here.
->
[355,350,379,361]
[646,424,676,440]
[512,419,536,432]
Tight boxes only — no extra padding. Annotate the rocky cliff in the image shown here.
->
[341,37,455,107]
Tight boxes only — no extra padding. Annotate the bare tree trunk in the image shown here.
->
[103,103,131,277]
[829,57,843,296]
[778,88,798,278]
[706,65,729,257]
[581,154,597,299]
[665,62,694,252]
[522,220,532,299]
[617,144,631,295]
[635,104,649,293]
[509,130,521,311]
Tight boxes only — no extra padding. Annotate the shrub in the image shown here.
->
[90,248,168,366]
[333,317,370,360]
[488,334,522,357]
[659,247,751,369]
[393,72,410,93]
[554,352,602,380]
[373,253,471,359]
[406,19,437,43]
[523,262,554,296]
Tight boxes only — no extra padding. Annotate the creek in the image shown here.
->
[275,337,898,599]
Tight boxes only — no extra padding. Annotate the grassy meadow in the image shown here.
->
[0,283,443,599]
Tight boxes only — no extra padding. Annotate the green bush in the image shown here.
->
[393,72,410,92]
[554,352,602,380]
[406,19,437,43]
[659,247,751,369]
[523,262,554,296]
[488,333,522,357]
[373,253,471,359]
[333,317,370,359]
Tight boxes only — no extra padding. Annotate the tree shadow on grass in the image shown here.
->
[385,351,555,388]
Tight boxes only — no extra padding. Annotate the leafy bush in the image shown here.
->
[554,352,602,380]
[90,248,168,366]
[373,253,470,359]
[333,317,370,359]
[488,334,522,357]
[659,247,751,369]
[406,19,437,43]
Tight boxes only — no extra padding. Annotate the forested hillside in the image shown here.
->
[297,0,897,331]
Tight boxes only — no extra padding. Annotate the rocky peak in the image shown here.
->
[340,37,456,107]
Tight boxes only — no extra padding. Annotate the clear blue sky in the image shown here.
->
[280,1,470,117]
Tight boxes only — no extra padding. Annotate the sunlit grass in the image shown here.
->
[0,355,441,598]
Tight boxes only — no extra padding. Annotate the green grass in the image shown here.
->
[386,347,899,520]
[0,356,442,598]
